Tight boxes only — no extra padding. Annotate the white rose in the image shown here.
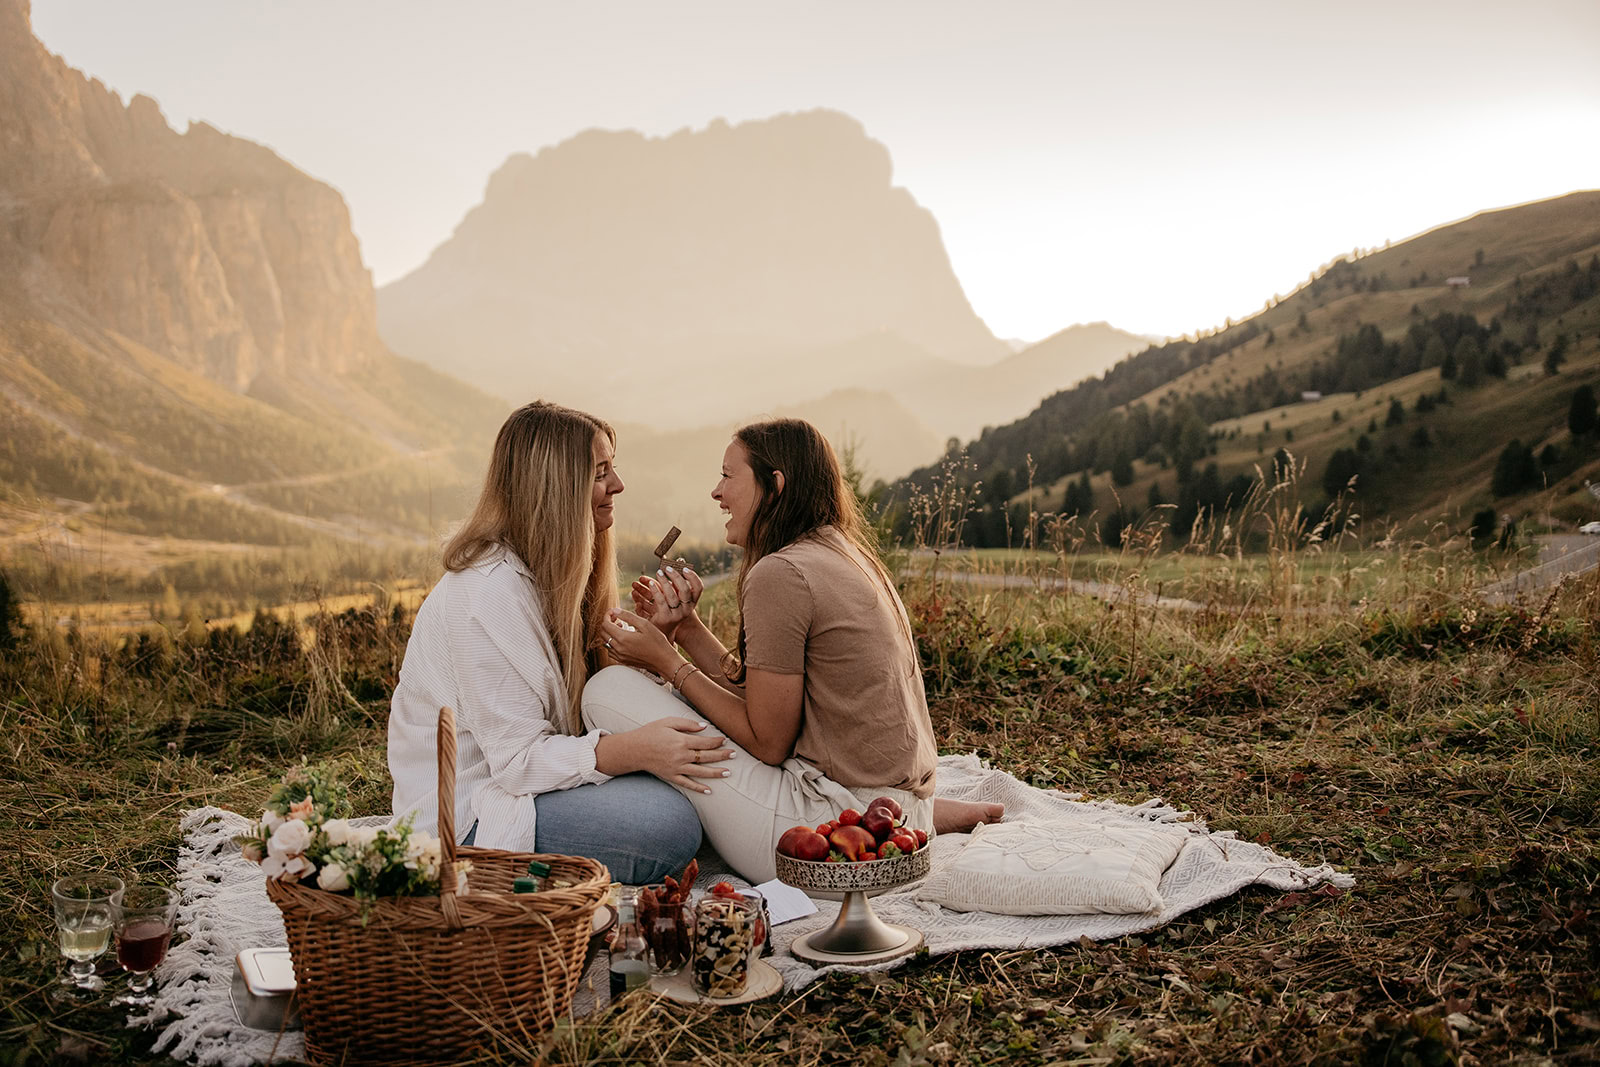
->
[403,831,435,871]
[268,818,312,856]
[321,819,352,847]
[421,838,442,879]
[262,852,314,881]
[348,825,380,850]
[261,809,285,832]
[316,861,352,892]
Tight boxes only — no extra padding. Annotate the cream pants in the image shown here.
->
[581,665,932,884]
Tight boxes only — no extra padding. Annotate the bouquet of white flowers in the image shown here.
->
[235,763,467,899]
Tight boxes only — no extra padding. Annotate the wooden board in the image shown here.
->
[649,957,782,1006]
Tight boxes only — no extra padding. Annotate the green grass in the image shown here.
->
[2,563,1597,1065]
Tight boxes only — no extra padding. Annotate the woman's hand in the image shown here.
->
[600,608,679,677]
[613,717,734,794]
[629,562,702,644]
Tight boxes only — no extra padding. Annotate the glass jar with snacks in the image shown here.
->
[736,888,771,958]
[642,892,692,976]
[691,894,758,998]
[635,860,697,977]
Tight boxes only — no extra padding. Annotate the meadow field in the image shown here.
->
[1,537,1596,1067]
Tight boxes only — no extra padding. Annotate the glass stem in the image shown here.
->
[128,972,153,994]
[70,961,95,987]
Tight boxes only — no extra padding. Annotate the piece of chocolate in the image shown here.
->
[653,525,682,561]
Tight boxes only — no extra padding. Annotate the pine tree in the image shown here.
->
[1421,335,1449,369]
[1569,385,1597,437]
[1545,334,1570,375]
[1455,335,1485,387]
[1491,440,1540,497]
[1111,452,1134,487]
[1322,449,1362,497]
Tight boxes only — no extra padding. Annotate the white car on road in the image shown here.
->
[1580,521,1600,534]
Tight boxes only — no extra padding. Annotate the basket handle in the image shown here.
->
[436,705,463,930]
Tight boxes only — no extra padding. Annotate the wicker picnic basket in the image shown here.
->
[265,706,610,1064]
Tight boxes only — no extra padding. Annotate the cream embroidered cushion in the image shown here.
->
[916,820,1186,915]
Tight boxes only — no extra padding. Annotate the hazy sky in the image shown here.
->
[32,0,1600,343]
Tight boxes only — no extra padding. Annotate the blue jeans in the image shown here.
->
[460,773,701,885]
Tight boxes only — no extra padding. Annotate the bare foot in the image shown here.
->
[933,798,1005,834]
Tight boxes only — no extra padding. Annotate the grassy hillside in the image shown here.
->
[889,191,1600,545]
[0,293,507,541]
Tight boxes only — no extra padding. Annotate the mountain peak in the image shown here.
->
[381,108,1002,425]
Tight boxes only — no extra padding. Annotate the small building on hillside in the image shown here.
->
[1446,276,1471,288]
[1301,390,1323,402]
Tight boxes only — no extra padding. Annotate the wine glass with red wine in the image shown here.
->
[110,885,179,1007]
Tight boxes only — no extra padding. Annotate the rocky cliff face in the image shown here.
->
[0,0,380,389]
[378,110,1004,422]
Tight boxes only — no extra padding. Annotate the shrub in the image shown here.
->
[1491,440,1540,497]
[1470,507,1498,541]
[1569,385,1597,437]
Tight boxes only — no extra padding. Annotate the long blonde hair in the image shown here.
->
[443,401,618,730]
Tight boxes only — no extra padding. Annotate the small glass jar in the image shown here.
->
[691,894,758,998]
[737,888,771,958]
[643,895,692,976]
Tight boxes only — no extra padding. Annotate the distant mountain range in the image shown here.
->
[3,0,1129,562]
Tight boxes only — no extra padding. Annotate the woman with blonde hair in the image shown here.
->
[387,400,724,882]
[587,417,1000,884]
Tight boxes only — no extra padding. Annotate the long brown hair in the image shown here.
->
[724,418,896,683]
[443,400,618,730]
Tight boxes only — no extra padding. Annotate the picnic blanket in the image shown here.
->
[141,754,1353,1066]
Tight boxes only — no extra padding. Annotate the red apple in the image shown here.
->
[868,796,903,821]
[861,805,896,842]
[828,825,876,861]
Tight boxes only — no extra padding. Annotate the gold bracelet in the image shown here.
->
[670,661,697,690]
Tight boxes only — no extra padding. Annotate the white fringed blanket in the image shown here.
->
[141,755,1353,1065]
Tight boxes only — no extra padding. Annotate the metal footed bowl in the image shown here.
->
[774,846,931,897]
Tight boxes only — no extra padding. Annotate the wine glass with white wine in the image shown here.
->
[51,873,123,1001]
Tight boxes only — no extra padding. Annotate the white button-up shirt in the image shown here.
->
[388,546,611,848]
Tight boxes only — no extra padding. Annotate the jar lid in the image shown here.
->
[511,877,538,893]
[526,860,552,878]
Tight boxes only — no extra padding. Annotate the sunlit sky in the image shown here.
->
[32,0,1600,343]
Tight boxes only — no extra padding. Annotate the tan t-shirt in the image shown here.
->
[741,527,937,799]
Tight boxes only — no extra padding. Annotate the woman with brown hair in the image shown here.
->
[387,401,725,883]
[587,417,1001,884]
